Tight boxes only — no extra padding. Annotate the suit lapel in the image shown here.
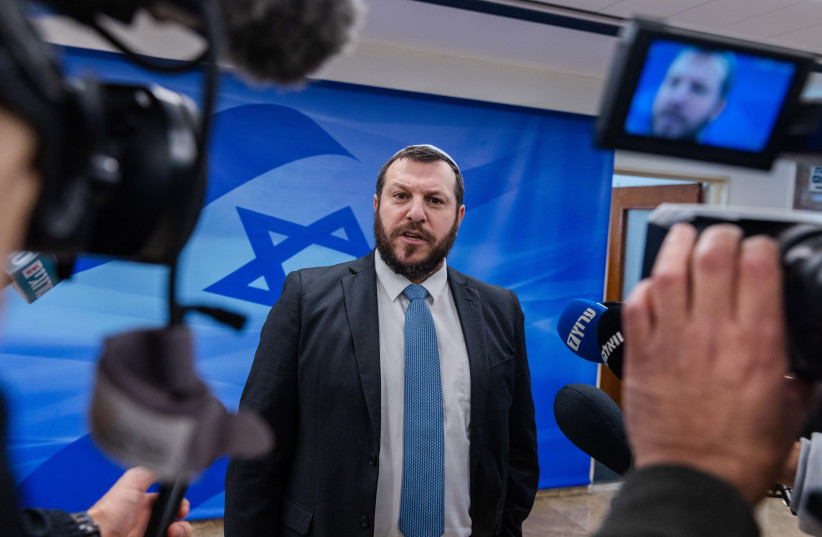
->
[448,267,488,481]
[342,252,381,444]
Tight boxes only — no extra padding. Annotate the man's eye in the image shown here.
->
[394,192,408,199]
[429,198,444,205]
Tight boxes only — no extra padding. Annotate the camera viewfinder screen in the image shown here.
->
[624,39,797,152]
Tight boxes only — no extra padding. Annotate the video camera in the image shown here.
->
[642,204,822,381]
[596,18,819,170]
[596,19,822,381]
[0,4,255,536]
[0,3,366,535]
[0,0,220,264]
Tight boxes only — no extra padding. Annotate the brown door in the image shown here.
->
[601,184,703,407]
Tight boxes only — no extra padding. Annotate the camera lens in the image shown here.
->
[779,225,822,380]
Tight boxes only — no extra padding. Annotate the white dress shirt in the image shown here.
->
[373,250,472,537]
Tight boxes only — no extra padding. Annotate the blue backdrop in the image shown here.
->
[0,47,613,518]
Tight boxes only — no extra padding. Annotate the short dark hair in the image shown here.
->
[375,145,465,208]
[679,47,737,100]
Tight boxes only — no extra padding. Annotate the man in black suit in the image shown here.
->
[224,145,539,537]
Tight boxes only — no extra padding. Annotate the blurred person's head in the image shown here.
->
[651,48,735,141]
[0,108,39,260]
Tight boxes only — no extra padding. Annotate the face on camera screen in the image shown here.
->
[624,39,797,152]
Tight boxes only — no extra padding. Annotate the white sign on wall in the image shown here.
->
[810,165,822,193]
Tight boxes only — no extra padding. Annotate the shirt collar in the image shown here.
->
[374,249,449,304]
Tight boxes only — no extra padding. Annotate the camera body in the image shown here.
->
[0,0,207,264]
[644,204,822,380]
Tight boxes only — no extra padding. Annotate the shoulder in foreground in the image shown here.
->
[288,252,373,281]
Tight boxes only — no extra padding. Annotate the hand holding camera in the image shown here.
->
[623,223,813,504]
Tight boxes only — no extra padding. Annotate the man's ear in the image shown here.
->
[373,194,378,212]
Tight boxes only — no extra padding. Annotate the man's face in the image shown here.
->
[651,52,727,140]
[373,158,465,283]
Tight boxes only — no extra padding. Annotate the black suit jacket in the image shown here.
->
[225,251,539,537]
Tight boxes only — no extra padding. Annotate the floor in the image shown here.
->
[188,482,806,537]
[521,483,805,537]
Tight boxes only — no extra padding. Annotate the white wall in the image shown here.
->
[37,16,798,210]
[317,39,798,210]
[613,152,797,209]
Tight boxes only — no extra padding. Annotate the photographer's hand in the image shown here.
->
[86,467,192,537]
[622,223,811,505]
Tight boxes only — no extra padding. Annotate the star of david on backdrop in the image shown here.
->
[206,206,370,306]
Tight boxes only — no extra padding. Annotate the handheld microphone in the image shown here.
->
[553,383,632,476]
[89,325,274,537]
[557,299,607,363]
[557,299,624,379]
[90,325,273,481]
[4,250,72,303]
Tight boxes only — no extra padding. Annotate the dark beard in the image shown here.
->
[373,213,459,282]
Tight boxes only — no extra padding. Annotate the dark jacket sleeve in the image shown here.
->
[1,395,83,537]
[594,465,760,537]
[499,290,540,537]
[19,510,83,537]
[224,271,303,537]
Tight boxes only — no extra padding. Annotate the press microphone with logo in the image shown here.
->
[3,251,73,303]
[557,299,607,362]
[90,325,273,537]
[554,383,632,476]
[557,299,623,379]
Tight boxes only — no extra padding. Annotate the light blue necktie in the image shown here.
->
[399,284,445,537]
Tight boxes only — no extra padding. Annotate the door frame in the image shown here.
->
[601,183,704,407]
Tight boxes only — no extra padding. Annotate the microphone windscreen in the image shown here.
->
[557,299,607,363]
[596,304,624,380]
[218,0,363,84]
[554,383,632,476]
[91,326,274,480]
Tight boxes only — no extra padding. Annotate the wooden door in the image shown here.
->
[601,184,703,407]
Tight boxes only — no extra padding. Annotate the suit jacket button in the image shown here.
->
[369,453,377,466]
[360,515,369,527]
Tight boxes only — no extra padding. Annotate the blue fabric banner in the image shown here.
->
[0,48,613,518]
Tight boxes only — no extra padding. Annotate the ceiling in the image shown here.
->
[35,0,822,95]
[359,0,822,85]
[541,0,822,48]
